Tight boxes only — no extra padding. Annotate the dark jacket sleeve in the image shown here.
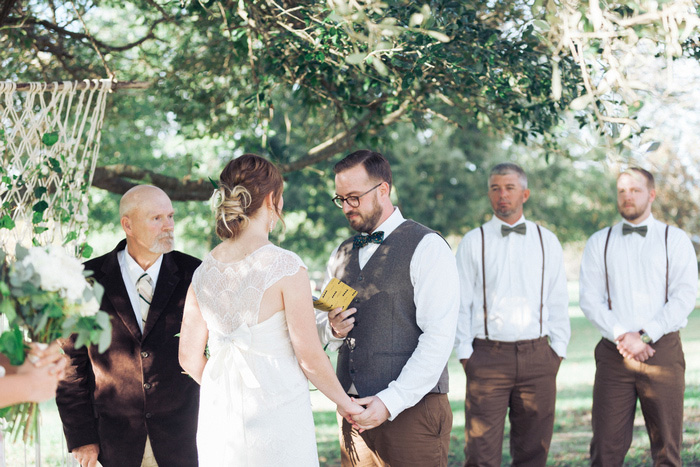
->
[56,334,100,451]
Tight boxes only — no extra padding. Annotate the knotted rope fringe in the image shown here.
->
[0,79,112,255]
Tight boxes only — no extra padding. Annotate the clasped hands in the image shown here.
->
[22,341,67,399]
[615,332,655,362]
[330,307,390,431]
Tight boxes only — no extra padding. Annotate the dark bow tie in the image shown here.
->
[501,223,527,237]
[353,231,384,249]
[622,224,647,237]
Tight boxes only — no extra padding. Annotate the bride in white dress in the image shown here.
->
[179,154,363,466]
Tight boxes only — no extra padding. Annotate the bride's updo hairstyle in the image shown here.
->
[213,154,284,240]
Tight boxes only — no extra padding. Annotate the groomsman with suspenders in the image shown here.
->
[579,167,698,466]
[455,163,571,466]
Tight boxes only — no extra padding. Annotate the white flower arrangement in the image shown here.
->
[0,244,112,442]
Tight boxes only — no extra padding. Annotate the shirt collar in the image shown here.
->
[123,244,163,287]
[369,207,404,239]
[621,213,655,229]
[490,214,526,229]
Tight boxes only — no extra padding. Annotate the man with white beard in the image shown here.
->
[57,185,201,467]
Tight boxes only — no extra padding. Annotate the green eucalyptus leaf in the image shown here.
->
[95,311,111,329]
[74,330,88,350]
[98,326,112,353]
[0,298,17,322]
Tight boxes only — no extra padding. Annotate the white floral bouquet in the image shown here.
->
[0,244,112,442]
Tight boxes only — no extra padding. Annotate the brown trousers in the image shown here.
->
[464,337,561,467]
[590,332,685,467]
[339,393,452,467]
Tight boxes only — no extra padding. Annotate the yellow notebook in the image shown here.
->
[313,278,358,312]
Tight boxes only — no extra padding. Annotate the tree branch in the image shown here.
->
[91,100,412,200]
[92,165,216,201]
[15,16,167,53]
[275,100,401,173]
[0,0,20,28]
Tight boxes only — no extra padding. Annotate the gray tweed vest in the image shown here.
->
[330,220,450,398]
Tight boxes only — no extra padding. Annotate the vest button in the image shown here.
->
[141,351,149,358]
[145,412,153,419]
[357,275,363,281]
[143,383,152,390]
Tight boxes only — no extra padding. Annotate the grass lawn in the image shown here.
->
[6,302,700,466]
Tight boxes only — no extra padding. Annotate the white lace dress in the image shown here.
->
[192,244,319,466]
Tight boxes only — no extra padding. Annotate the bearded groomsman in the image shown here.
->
[579,167,698,466]
[455,162,570,466]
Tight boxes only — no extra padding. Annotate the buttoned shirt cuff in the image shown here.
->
[375,388,404,421]
[316,312,344,350]
[324,327,344,352]
[550,341,567,359]
[643,321,664,343]
[611,323,629,341]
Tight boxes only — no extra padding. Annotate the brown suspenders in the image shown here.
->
[603,224,670,310]
[479,224,545,339]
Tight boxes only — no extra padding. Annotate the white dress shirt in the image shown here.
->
[454,215,570,360]
[316,208,460,420]
[579,215,698,343]
[118,245,164,332]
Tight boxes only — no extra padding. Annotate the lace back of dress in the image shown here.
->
[192,245,305,337]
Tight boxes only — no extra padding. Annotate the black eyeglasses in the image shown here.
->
[332,183,382,208]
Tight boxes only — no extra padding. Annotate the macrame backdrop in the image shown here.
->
[0,79,112,256]
[0,79,112,466]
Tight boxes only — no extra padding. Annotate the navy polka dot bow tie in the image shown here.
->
[353,231,385,249]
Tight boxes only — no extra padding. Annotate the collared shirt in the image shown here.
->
[118,245,164,332]
[579,214,698,342]
[454,215,570,360]
[317,208,459,420]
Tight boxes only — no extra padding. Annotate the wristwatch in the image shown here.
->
[639,330,653,344]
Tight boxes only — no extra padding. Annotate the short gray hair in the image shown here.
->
[489,163,528,189]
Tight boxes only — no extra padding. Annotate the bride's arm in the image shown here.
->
[179,285,209,384]
[282,269,364,420]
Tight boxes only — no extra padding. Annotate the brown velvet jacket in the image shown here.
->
[56,240,201,467]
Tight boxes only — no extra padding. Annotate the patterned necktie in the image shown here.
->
[353,231,385,249]
[501,223,527,237]
[136,273,154,327]
[622,224,647,237]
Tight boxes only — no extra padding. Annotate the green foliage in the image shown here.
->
[41,132,59,147]
[0,326,26,366]
[3,1,582,164]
